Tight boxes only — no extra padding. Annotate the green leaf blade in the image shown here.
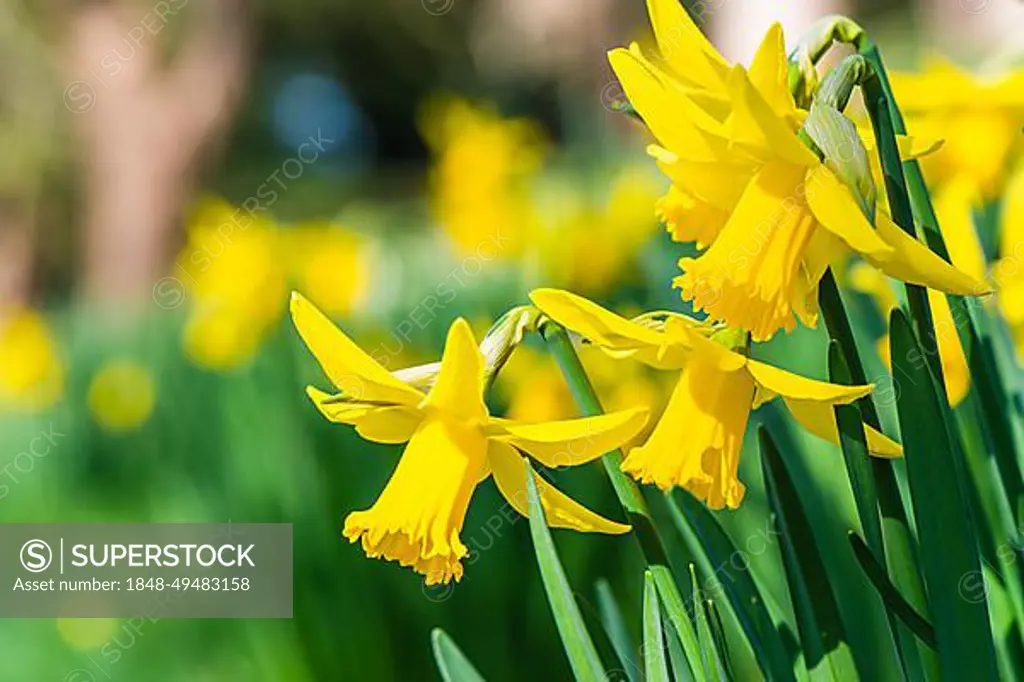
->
[524,459,607,681]
[431,629,487,682]
[595,579,640,682]
[889,308,999,680]
[667,492,795,682]
[643,570,672,682]
[760,427,858,681]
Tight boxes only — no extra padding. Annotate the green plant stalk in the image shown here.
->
[540,321,704,681]
[859,40,1024,532]
[860,73,945,388]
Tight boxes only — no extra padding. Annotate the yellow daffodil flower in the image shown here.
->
[531,288,902,509]
[290,292,649,584]
[0,308,63,411]
[609,2,990,341]
[892,58,1024,198]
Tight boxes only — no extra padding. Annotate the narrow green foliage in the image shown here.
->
[643,571,672,682]
[829,343,927,679]
[542,320,704,679]
[819,268,934,678]
[705,601,735,681]
[595,580,639,682]
[667,491,795,682]
[431,629,488,682]
[889,309,999,680]
[525,459,607,681]
[827,341,883,556]
[760,427,859,681]
[860,40,1024,534]
[690,565,726,682]
[847,534,936,648]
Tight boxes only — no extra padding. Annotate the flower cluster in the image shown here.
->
[291,0,1001,586]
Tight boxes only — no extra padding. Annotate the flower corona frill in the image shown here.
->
[530,288,902,509]
[290,292,649,584]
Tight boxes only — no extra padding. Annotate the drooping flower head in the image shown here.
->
[290,292,649,583]
[531,288,901,509]
[609,0,990,341]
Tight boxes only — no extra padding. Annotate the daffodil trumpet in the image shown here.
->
[531,288,902,510]
[290,292,649,584]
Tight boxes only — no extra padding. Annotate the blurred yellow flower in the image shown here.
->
[0,308,63,411]
[290,292,648,583]
[534,167,662,295]
[531,289,901,509]
[421,96,544,258]
[893,58,1024,198]
[178,197,288,370]
[87,359,156,432]
[610,5,990,341]
[283,222,369,317]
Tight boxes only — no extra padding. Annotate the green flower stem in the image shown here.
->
[859,69,945,388]
[859,41,1024,527]
[540,320,705,680]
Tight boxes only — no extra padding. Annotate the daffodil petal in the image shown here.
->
[747,23,797,121]
[805,166,893,258]
[530,288,667,350]
[423,318,488,421]
[652,152,753,212]
[858,128,944,160]
[784,397,903,458]
[306,386,423,444]
[896,133,943,159]
[290,292,423,406]
[746,359,872,403]
[870,211,993,296]
[727,65,817,167]
[487,442,631,534]
[607,47,725,163]
[484,407,649,468]
[646,0,729,91]
[686,331,748,373]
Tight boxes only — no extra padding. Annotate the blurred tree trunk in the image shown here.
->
[0,3,58,316]
[64,0,251,310]
[0,207,39,311]
[709,0,851,63]
[918,0,1024,62]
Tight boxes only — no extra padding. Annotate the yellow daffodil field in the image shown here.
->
[2,1,1024,680]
